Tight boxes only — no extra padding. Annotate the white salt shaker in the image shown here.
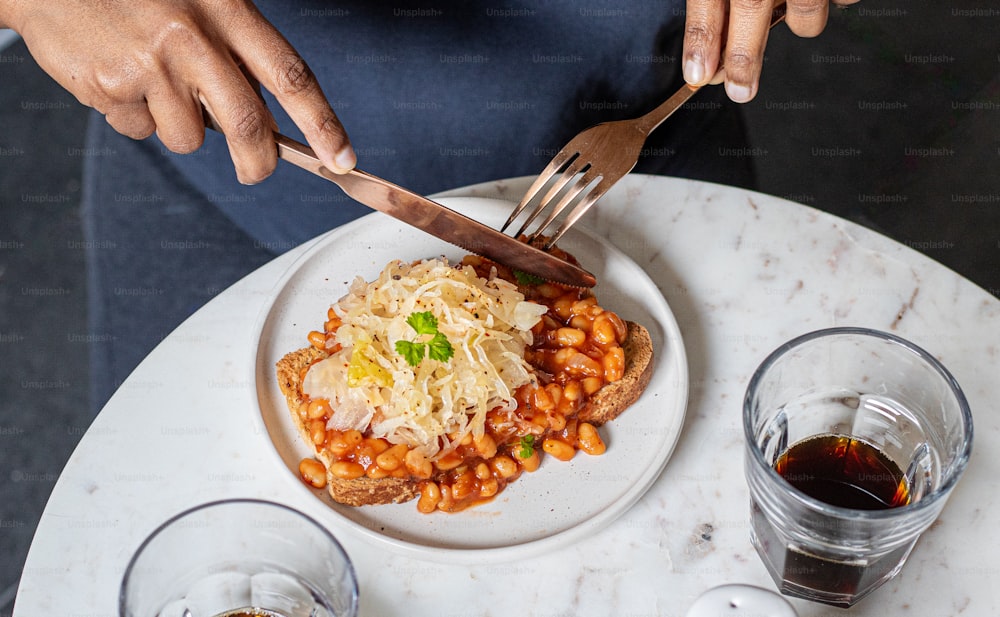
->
[686,584,798,617]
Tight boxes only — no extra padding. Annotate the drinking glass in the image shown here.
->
[120,499,359,617]
[743,327,973,607]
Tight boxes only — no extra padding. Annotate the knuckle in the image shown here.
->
[153,13,211,57]
[92,16,208,105]
[229,102,269,142]
[315,113,349,144]
[273,52,316,96]
[93,63,143,104]
[684,23,718,48]
[725,50,758,75]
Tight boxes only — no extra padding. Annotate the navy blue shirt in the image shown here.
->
[164,1,748,246]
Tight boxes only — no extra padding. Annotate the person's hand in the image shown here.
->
[682,0,861,103]
[0,0,355,183]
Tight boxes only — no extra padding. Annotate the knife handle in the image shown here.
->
[272,133,347,188]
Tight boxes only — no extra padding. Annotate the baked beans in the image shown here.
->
[542,437,576,461]
[307,330,326,351]
[577,422,607,455]
[294,254,627,513]
[298,458,327,488]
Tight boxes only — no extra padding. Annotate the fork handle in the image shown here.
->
[634,83,703,135]
[634,1,788,135]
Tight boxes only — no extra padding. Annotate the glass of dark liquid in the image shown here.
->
[119,499,358,617]
[743,328,973,608]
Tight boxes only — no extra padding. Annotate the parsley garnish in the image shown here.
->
[514,270,545,286]
[394,311,455,367]
[395,339,426,367]
[517,434,536,459]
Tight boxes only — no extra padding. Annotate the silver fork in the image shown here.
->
[503,3,787,250]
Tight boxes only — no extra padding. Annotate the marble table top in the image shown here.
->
[14,175,1000,616]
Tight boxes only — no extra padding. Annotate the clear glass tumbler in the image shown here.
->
[120,499,359,617]
[743,327,973,607]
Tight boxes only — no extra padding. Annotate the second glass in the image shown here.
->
[120,499,358,617]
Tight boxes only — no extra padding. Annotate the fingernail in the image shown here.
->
[328,146,356,174]
[683,57,705,84]
[726,82,753,103]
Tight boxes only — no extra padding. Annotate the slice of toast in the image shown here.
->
[276,321,655,507]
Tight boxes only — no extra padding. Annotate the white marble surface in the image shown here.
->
[14,175,1000,617]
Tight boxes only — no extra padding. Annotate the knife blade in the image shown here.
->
[272,134,597,287]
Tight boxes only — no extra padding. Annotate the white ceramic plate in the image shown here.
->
[253,196,688,563]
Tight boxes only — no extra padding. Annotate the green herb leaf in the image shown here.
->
[396,311,454,367]
[395,339,426,367]
[406,311,439,336]
[514,270,545,286]
[427,332,455,362]
[518,434,536,459]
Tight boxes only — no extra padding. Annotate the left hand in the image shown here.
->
[682,0,862,103]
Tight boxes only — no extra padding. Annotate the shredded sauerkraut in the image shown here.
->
[302,258,548,458]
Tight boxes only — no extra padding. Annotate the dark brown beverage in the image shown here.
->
[774,434,911,509]
[751,433,914,607]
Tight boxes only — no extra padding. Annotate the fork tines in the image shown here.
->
[502,152,605,250]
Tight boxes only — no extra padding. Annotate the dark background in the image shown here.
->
[1,2,998,613]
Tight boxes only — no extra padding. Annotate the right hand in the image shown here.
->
[682,0,861,103]
[1,0,355,184]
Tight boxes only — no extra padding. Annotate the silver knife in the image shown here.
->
[272,134,596,287]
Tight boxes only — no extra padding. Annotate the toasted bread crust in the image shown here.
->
[276,321,654,507]
[578,321,654,426]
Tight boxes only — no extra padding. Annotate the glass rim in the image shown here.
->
[743,326,974,520]
[118,497,359,617]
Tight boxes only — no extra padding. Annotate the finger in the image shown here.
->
[723,0,775,103]
[682,0,727,86]
[785,0,829,37]
[147,87,206,155]
[104,102,157,140]
[231,13,355,173]
[197,57,279,185]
